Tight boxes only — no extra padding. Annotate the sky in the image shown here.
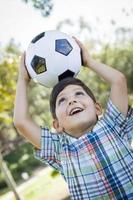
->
[0,0,133,50]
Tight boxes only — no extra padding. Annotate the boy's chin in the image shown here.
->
[65,125,92,138]
[65,122,95,137]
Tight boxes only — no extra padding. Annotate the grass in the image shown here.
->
[22,174,63,200]
[0,167,69,200]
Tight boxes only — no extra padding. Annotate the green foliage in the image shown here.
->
[0,40,22,146]
[22,0,53,17]
[28,81,52,128]
[0,39,52,148]
[98,41,133,93]
[0,40,20,127]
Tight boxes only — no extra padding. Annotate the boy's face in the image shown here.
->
[53,85,102,138]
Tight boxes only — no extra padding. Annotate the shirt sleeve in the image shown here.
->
[104,99,133,143]
[34,127,62,172]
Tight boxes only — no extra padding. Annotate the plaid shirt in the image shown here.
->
[35,100,133,200]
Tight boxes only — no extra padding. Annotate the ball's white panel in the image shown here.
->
[47,52,68,74]
[34,71,58,87]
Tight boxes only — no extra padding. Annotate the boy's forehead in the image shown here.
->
[57,85,84,99]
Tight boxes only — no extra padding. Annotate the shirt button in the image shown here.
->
[101,175,105,180]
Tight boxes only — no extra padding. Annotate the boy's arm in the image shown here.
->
[75,38,128,117]
[13,54,41,149]
[86,59,128,117]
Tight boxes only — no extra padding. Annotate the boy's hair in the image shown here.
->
[50,77,96,119]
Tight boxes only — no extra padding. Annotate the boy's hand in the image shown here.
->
[19,52,30,82]
[73,37,92,68]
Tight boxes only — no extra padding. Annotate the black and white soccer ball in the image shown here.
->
[25,30,82,87]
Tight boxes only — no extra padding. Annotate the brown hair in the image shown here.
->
[50,77,96,119]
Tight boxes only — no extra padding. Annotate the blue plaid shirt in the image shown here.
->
[35,100,133,200]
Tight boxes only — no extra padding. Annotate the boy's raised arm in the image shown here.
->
[87,59,128,117]
[13,54,41,149]
[75,38,128,117]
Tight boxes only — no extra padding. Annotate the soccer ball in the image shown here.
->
[25,30,81,87]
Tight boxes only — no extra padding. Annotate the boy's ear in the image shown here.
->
[53,119,64,133]
[95,102,102,116]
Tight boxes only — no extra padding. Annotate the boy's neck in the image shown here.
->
[65,125,94,139]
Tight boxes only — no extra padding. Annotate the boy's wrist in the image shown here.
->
[85,58,95,68]
[18,75,30,84]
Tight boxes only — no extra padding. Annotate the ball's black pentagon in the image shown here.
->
[55,39,73,56]
[58,70,75,81]
[31,55,47,74]
[31,32,45,43]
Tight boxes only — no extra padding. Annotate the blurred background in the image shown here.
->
[0,0,133,199]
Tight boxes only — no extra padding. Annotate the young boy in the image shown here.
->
[14,38,133,199]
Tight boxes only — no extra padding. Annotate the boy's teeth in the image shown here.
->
[70,108,83,115]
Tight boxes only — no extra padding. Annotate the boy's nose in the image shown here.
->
[69,100,77,105]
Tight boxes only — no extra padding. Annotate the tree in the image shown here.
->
[98,41,133,93]
[0,41,49,196]
[22,0,53,17]
[0,40,52,148]
[0,41,25,199]
[0,150,23,200]
[0,40,21,146]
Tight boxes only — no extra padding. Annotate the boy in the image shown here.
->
[14,38,133,199]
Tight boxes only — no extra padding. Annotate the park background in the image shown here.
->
[0,0,133,199]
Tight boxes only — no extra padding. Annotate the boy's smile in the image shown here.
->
[69,107,84,116]
[53,85,102,138]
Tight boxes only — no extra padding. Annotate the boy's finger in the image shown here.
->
[72,36,83,48]
[23,51,27,67]
[20,52,26,67]
[20,52,24,62]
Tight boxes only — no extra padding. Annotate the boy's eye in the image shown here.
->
[58,97,66,105]
[75,91,85,96]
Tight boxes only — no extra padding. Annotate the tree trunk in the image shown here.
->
[0,150,23,200]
